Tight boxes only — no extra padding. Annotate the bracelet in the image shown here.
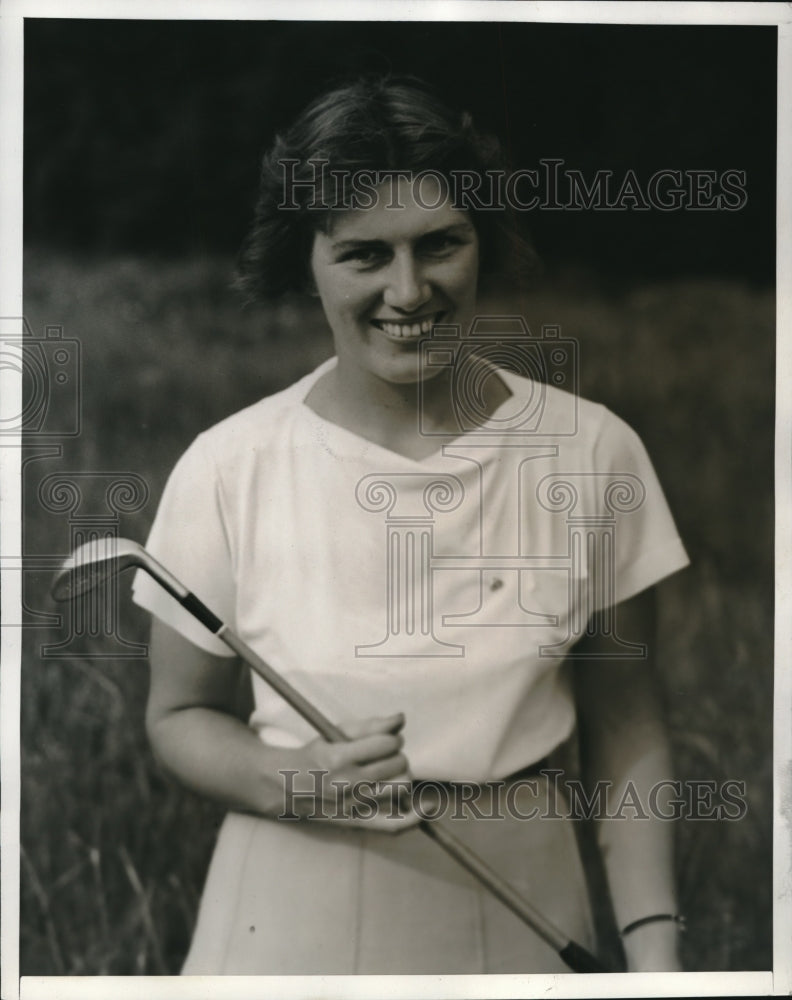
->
[620,913,686,937]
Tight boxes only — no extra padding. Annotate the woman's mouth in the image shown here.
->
[370,313,444,340]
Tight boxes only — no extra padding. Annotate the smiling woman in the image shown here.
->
[131,76,690,974]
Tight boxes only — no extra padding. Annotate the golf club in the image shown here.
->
[52,536,609,973]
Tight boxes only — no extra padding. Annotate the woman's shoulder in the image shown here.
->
[188,358,335,461]
[496,367,650,465]
[496,368,610,441]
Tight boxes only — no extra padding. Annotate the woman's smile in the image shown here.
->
[370,311,445,340]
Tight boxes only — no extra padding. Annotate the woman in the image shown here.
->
[133,77,689,974]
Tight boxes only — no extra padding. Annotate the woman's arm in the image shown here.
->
[573,587,683,972]
[145,619,418,831]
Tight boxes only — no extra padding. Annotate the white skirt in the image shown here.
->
[182,773,596,974]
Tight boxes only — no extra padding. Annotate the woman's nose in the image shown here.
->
[382,255,431,312]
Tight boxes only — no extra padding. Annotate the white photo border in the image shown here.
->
[2,2,789,999]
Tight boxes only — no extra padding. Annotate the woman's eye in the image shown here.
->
[420,235,462,257]
[339,247,389,268]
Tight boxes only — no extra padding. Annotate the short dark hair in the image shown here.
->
[235,76,539,302]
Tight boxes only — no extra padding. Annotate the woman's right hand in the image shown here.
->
[279,712,421,833]
[147,623,420,833]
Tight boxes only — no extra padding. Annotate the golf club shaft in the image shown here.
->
[212,609,608,971]
[219,628,348,743]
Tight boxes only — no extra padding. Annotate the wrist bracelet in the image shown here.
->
[620,913,686,937]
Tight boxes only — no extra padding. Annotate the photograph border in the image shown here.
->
[1,2,789,998]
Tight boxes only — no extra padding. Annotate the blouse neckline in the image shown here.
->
[297,357,521,466]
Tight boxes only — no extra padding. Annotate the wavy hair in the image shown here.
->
[235,76,539,301]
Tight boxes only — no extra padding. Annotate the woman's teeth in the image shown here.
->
[377,317,437,338]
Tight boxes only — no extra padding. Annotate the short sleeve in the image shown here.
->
[131,434,236,656]
[593,411,690,607]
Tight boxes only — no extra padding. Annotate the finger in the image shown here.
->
[357,755,409,784]
[371,778,413,810]
[302,733,395,770]
[341,786,422,830]
[326,732,405,769]
[327,806,423,834]
[330,770,412,813]
[360,810,423,834]
[339,713,405,741]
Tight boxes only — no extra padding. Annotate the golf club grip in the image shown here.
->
[558,941,610,973]
[424,822,609,972]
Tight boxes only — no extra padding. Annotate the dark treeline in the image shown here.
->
[25,20,776,283]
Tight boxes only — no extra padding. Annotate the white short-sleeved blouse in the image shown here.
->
[133,358,689,781]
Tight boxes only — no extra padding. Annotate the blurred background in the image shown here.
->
[20,19,775,974]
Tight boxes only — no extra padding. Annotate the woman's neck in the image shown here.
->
[304,357,511,461]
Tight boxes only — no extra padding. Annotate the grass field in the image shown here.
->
[18,249,775,974]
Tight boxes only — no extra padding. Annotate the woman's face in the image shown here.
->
[310,175,479,386]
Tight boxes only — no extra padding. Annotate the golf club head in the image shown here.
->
[51,537,148,602]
